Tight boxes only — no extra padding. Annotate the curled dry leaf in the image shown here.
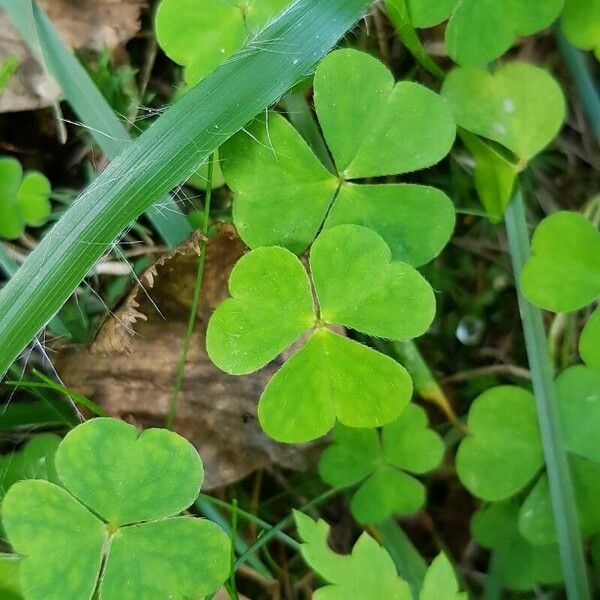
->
[56,225,317,489]
[0,0,145,113]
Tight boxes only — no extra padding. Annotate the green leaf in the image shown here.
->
[3,480,106,600]
[0,555,22,600]
[580,306,600,369]
[456,386,544,501]
[156,0,290,85]
[406,0,457,28]
[99,517,231,600]
[258,328,412,443]
[519,456,600,544]
[55,418,203,526]
[319,404,443,523]
[444,0,563,66]
[521,211,600,312]
[222,111,338,254]
[459,130,517,222]
[206,246,315,375]
[0,55,19,94]
[17,172,51,227]
[561,0,600,59]
[324,183,455,266]
[442,63,566,161]
[471,500,563,590]
[0,434,61,500]
[294,511,412,599]
[314,49,455,179]
[2,418,231,600]
[419,552,465,600]
[555,365,600,462]
[311,224,436,340]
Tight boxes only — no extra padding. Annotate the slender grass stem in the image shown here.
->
[166,154,215,429]
[226,500,241,600]
[505,189,590,600]
[555,27,600,143]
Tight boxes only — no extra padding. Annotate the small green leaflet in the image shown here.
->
[207,224,436,442]
[471,501,563,590]
[0,555,22,600]
[0,157,52,240]
[419,553,466,600]
[2,418,230,600]
[156,0,290,85]
[319,404,444,524]
[561,0,600,60]
[580,306,600,369]
[442,63,566,162]
[456,386,544,501]
[294,511,412,599]
[222,48,456,264]
[408,0,563,66]
[521,211,600,312]
[0,55,19,94]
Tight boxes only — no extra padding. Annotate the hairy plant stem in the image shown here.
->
[505,189,590,600]
[166,153,215,429]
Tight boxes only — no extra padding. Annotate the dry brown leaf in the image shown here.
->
[0,0,145,113]
[56,225,319,490]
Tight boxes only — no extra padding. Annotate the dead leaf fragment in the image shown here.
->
[56,226,318,490]
[0,0,145,112]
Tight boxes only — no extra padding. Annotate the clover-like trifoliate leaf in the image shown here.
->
[519,455,600,545]
[294,511,412,600]
[2,418,231,600]
[222,111,338,254]
[205,245,314,375]
[456,386,543,501]
[442,63,565,162]
[580,307,600,369]
[561,0,600,60]
[311,224,436,340]
[324,184,455,267]
[319,404,443,523]
[420,552,466,600]
[471,501,563,591]
[0,157,51,240]
[0,434,60,500]
[521,212,600,312]
[258,329,412,443]
[55,418,204,526]
[408,0,563,66]
[222,49,456,261]
[314,49,455,179]
[156,0,289,86]
[555,365,600,462]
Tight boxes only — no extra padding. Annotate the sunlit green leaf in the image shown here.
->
[420,553,466,600]
[521,211,600,312]
[580,307,600,369]
[443,63,565,161]
[0,555,22,600]
[407,0,457,28]
[561,0,600,59]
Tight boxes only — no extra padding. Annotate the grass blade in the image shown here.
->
[505,189,590,600]
[0,0,372,376]
[0,0,191,246]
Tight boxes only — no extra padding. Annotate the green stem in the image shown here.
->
[375,519,426,598]
[226,500,241,600]
[505,189,590,600]
[555,27,600,143]
[166,153,215,429]
[0,243,18,277]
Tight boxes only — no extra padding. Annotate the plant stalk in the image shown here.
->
[505,189,590,600]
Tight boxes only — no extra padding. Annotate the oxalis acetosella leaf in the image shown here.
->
[520,211,600,312]
[408,0,563,66]
[560,0,600,60]
[222,48,456,265]
[207,224,436,443]
[2,418,230,600]
[318,404,444,524]
[156,0,291,85]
